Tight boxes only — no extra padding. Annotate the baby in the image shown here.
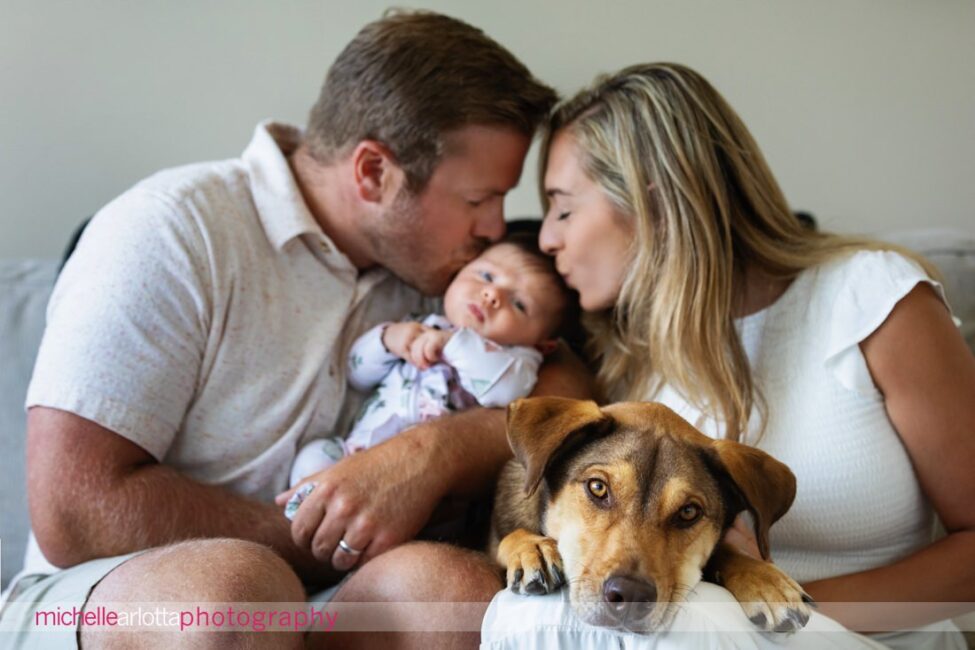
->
[285,230,576,514]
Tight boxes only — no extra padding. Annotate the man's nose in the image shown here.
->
[472,204,506,243]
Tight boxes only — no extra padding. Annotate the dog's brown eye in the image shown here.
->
[587,479,609,499]
[674,503,702,527]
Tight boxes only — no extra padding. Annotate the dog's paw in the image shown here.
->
[497,530,565,596]
[721,561,813,634]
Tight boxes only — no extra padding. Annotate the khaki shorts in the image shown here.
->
[0,553,345,649]
[0,552,140,650]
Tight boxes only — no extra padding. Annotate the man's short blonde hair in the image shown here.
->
[306,10,557,192]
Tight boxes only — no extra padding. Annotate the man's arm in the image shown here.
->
[279,342,595,571]
[435,342,596,496]
[27,407,340,586]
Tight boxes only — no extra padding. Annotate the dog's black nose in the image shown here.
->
[602,575,657,621]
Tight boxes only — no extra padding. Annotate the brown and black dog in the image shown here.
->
[489,396,813,634]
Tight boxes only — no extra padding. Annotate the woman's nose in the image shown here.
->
[538,215,561,255]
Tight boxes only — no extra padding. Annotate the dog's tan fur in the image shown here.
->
[489,397,812,633]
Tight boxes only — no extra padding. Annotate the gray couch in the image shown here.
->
[1,259,57,591]
[2,228,974,594]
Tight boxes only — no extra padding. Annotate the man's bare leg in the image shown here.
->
[319,542,502,650]
[80,538,307,649]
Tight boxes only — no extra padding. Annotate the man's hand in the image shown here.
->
[275,431,449,572]
[382,322,451,369]
[274,339,596,573]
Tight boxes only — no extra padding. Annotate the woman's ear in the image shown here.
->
[351,140,401,204]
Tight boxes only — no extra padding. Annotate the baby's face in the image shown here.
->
[443,243,564,348]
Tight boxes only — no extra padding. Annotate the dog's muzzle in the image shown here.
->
[602,575,657,625]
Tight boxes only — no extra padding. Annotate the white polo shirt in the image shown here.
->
[27,121,435,507]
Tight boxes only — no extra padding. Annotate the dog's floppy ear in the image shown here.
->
[711,439,796,560]
[506,397,607,496]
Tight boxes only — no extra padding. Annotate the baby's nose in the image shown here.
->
[482,285,502,307]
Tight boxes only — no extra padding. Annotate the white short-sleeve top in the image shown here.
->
[650,250,949,584]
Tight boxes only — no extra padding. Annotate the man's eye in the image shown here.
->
[467,199,484,207]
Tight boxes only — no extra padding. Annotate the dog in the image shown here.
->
[489,396,813,634]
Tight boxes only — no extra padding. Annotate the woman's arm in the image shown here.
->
[803,283,975,630]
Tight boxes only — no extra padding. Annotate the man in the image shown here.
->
[4,11,590,649]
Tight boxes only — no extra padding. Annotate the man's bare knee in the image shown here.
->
[82,539,304,649]
[90,538,303,602]
[336,541,502,603]
[322,543,498,650]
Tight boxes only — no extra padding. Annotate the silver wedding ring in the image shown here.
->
[338,539,363,556]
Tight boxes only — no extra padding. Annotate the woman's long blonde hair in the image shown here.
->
[540,63,937,441]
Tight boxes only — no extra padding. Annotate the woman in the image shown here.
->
[485,63,974,650]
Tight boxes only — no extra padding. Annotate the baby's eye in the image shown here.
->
[479,271,494,282]
[467,199,483,207]
[514,299,528,314]
[557,211,571,221]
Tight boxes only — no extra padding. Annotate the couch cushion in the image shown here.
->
[0,259,57,591]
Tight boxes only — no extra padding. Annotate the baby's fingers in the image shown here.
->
[422,335,444,365]
[407,337,431,369]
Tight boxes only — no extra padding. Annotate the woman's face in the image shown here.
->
[539,130,635,312]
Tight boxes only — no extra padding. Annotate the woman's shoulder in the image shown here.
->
[809,248,946,325]
[813,248,931,286]
[810,248,949,396]
[756,249,938,331]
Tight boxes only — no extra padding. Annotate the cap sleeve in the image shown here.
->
[824,250,950,396]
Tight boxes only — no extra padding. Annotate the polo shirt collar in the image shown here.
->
[243,120,327,251]
[242,121,394,296]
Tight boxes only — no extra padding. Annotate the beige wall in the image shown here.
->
[2,0,973,258]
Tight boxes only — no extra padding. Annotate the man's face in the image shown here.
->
[369,125,531,295]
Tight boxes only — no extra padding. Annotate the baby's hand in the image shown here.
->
[382,323,452,369]
[406,328,452,369]
[382,322,427,360]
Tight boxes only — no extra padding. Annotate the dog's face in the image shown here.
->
[507,397,796,632]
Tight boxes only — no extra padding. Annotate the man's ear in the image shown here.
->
[535,339,559,356]
[506,397,608,496]
[710,439,796,560]
[351,140,401,204]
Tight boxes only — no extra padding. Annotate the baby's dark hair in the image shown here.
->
[494,221,585,353]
